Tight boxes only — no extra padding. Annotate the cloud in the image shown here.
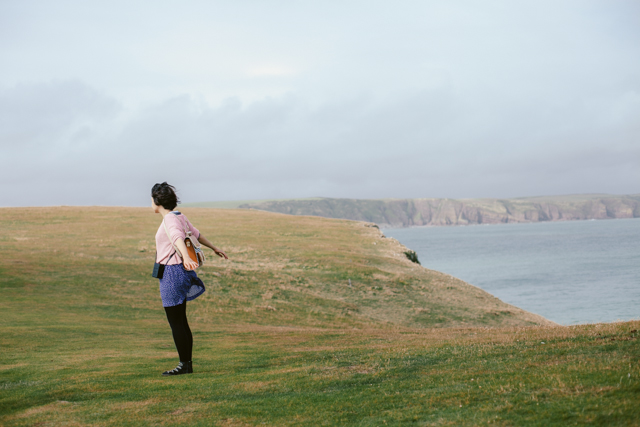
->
[246,66,298,77]
[0,80,120,150]
[1,2,639,206]
[1,74,639,207]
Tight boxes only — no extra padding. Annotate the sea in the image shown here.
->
[383,218,640,325]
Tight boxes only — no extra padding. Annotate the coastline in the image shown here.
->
[185,193,640,228]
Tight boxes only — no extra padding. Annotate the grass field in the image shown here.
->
[1,207,638,426]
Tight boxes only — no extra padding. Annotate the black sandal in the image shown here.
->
[162,361,193,376]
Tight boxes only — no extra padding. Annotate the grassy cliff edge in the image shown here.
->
[2,207,638,426]
[0,206,551,329]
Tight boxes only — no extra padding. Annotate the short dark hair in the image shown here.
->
[151,182,180,210]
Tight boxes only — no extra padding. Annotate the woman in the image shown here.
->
[151,182,228,376]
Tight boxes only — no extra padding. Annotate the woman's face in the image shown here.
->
[151,197,161,213]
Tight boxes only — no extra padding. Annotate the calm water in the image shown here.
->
[383,218,640,325]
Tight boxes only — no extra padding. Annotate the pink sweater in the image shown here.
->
[155,212,200,265]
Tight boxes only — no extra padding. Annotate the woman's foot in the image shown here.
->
[162,361,192,376]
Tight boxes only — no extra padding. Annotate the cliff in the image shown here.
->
[232,194,640,227]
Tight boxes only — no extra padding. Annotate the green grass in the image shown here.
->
[1,207,638,426]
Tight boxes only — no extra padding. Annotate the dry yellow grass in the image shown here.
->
[0,206,553,328]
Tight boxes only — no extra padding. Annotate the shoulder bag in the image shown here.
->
[163,213,205,268]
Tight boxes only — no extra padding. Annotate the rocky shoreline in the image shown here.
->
[237,194,640,228]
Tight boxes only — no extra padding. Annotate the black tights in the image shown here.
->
[164,301,193,363]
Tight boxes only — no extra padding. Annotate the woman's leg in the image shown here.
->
[164,300,193,363]
[184,311,193,362]
[183,304,193,362]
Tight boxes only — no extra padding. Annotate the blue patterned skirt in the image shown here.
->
[159,264,206,307]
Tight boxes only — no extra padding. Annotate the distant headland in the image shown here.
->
[184,193,640,228]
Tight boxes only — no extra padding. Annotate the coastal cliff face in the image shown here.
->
[239,194,640,228]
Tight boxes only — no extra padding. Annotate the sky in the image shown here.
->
[1,0,639,206]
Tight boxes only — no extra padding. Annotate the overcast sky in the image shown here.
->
[1,0,639,206]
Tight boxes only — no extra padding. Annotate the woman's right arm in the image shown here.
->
[174,238,200,270]
[165,215,200,269]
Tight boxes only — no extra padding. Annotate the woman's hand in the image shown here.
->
[183,257,199,271]
[213,248,228,259]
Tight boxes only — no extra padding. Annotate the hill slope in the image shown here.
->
[187,194,640,227]
[0,206,551,329]
[3,207,639,426]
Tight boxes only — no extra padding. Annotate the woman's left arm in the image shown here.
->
[198,235,228,259]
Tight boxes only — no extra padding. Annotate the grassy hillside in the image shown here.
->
[184,194,640,227]
[0,206,549,329]
[1,207,638,426]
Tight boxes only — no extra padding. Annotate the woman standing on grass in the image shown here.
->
[152,182,228,376]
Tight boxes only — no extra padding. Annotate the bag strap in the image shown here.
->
[163,217,182,259]
[156,249,177,265]
[174,212,202,248]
